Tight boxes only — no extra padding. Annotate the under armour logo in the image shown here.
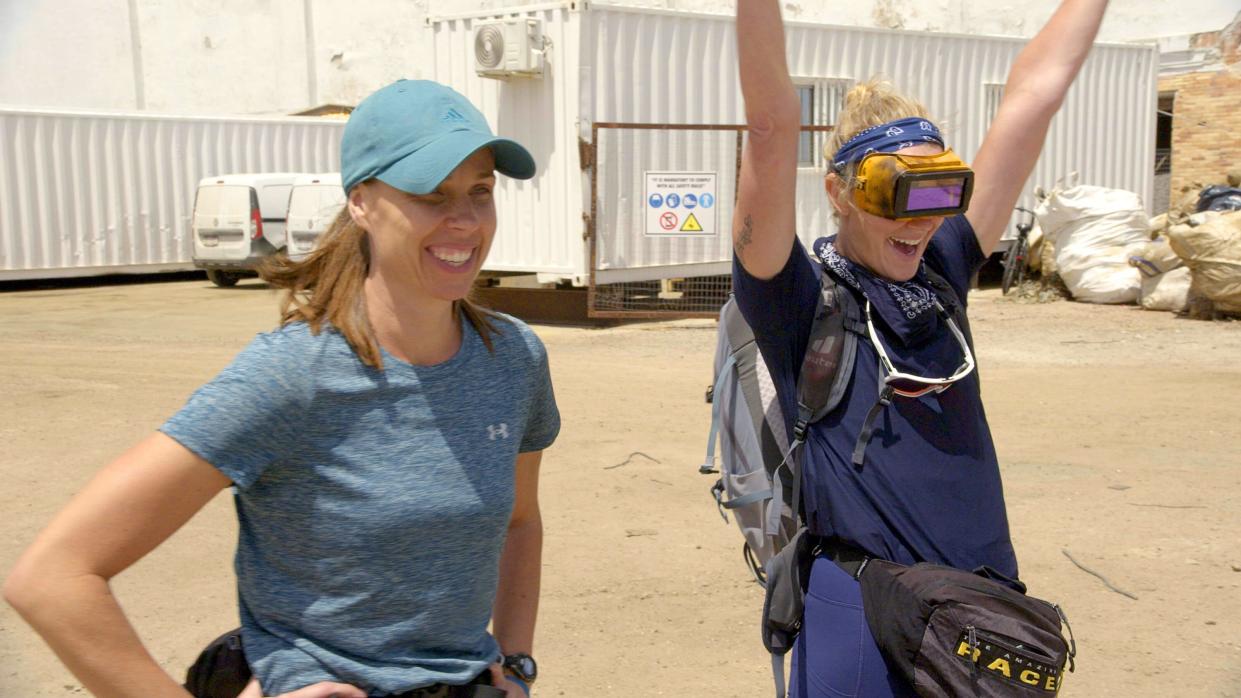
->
[443,108,467,122]
[885,126,905,137]
[487,423,510,440]
[899,141,914,149]
[920,121,934,131]
[922,136,936,142]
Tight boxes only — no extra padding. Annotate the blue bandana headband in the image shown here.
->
[832,117,945,172]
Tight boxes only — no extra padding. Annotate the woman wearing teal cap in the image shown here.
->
[731,1,1106,696]
[5,80,556,698]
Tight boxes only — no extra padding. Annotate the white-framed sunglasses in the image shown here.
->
[864,299,975,398]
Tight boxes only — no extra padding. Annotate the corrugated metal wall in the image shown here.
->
[0,109,343,279]
[429,6,586,281]
[0,5,1158,284]
[586,5,1158,275]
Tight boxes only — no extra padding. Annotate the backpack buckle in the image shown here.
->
[792,419,808,443]
[710,479,728,522]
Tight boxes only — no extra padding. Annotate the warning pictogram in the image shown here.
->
[643,171,717,237]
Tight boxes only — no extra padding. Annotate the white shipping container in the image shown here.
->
[0,109,344,281]
[2,4,1157,285]
[429,2,1158,284]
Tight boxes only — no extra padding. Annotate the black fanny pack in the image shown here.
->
[185,628,506,698]
[832,542,1077,697]
[761,533,1076,698]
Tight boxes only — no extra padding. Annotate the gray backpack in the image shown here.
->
[700,265,863,584]
[700,263,970,584]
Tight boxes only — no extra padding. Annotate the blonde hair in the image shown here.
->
[260,206,504,370]
[824,77,932,167]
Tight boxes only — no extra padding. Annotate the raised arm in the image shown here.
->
[967,0,1109,255]
[733,0,803,280]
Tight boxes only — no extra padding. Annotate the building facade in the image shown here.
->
[1157,12,1241,211]
[2,0,1237,115]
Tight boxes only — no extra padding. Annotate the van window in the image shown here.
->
[258,185,294,220]
[194,185,251,218]
[289,185,347,221]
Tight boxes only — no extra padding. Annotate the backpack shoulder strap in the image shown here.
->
[794,269,864,437]
[721,293,758,354]
[784,269,865,529]
[923,266,974,350]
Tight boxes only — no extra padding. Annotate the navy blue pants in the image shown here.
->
[789,554,917,698]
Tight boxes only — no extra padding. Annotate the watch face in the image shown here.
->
[506,653,537,681]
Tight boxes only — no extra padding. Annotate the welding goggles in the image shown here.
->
[840,149,975,220]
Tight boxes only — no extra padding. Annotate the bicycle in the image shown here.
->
[1001,207,1037,295]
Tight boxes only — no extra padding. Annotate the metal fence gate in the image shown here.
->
[586,122,834,319]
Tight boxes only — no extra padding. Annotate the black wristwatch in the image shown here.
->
[502,653,537,683]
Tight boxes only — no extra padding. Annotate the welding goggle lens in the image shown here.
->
[849,149,974,219]
[905,178,967,212]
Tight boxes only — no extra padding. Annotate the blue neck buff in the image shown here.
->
[832,117,945,172]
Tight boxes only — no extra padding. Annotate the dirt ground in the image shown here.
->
[1,276,1239,698]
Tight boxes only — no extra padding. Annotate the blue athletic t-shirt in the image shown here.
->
[160,313,559,696]
[732,216,1018,579]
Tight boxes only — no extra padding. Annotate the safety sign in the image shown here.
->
[644,171,717,237]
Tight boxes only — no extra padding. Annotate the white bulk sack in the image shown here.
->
[1039,185,1147,304]
[1128,236,1189,312]
[1026,219,1046,273]
[1128,236,1183,277]
[1137,267,1191,312]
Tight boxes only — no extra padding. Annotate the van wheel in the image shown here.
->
[206,270,241,288]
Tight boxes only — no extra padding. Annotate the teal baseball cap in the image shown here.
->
[340,79,536,195]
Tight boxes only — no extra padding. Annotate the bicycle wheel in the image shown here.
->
[1001,236,1027,295]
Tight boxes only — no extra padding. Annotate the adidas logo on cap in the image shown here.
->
[442,108,467,123]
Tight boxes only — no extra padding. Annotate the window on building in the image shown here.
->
[797,85,815,165]
[1156,93,1174,174]
[795,79,851,167]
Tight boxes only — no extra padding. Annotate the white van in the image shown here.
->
[285,173,347,260]
[191,173,306,287]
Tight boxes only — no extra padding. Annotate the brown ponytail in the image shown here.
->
[260,207,505,370]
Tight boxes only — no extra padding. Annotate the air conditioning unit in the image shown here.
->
[474,18,545,79]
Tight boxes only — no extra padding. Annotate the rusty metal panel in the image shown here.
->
[592,125,741,279]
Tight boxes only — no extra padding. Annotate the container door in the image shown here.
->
[192,185,253,262]
[286,185,347,259]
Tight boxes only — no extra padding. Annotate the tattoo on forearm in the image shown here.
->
[734,214,754,259]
